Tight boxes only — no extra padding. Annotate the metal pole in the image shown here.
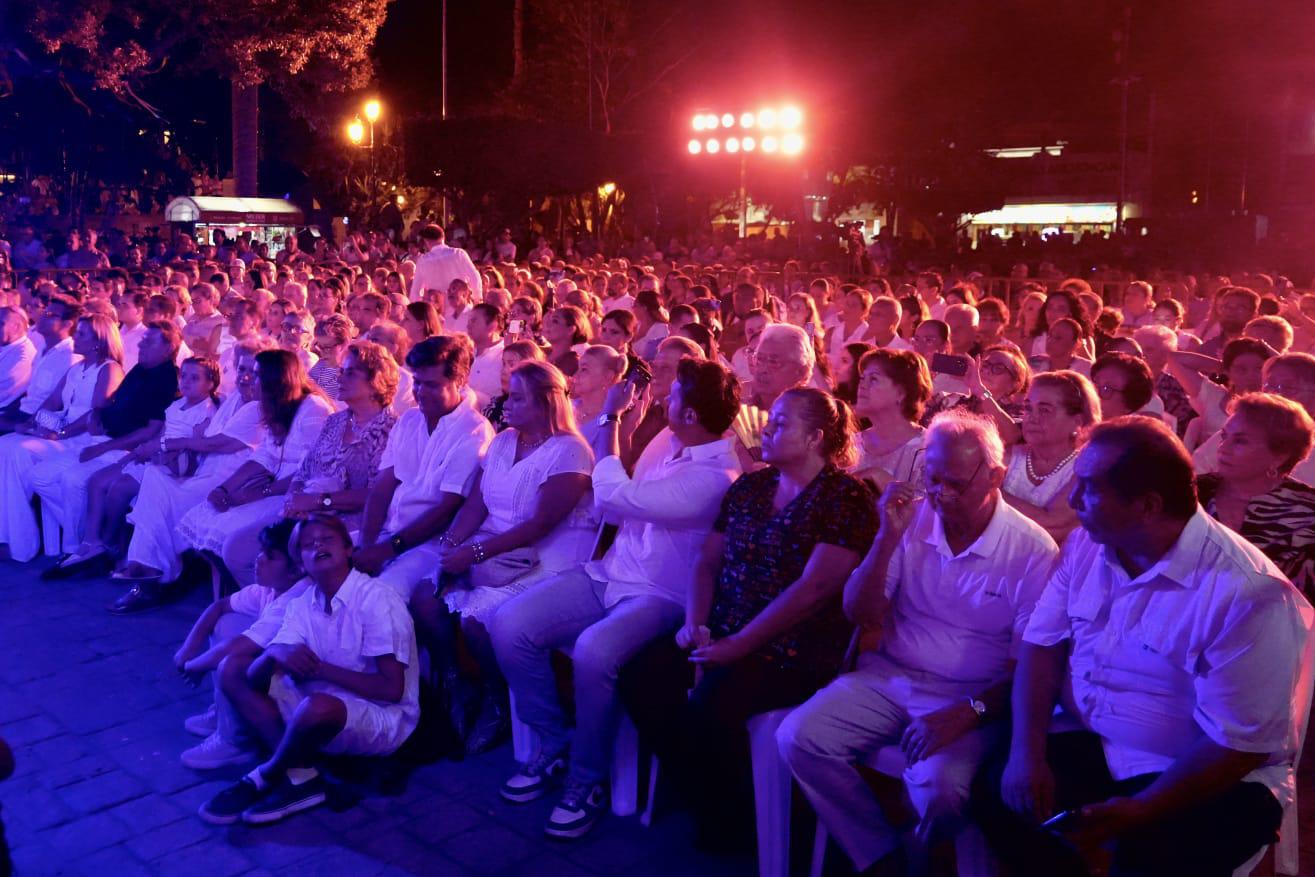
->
[1115,4,1131,234]
[368,120,376,215]
[738,154,748,240]
[441,0,449,227]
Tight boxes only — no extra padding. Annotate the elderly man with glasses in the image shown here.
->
[778,411,1059,875]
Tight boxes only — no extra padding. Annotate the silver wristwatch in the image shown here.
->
[967,697,987,720]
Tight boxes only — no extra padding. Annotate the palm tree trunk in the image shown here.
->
[231,82,259,196]
[511,0,525,87]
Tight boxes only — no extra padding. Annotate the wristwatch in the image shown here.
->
[967,697,987,721]
[389,533,407,555]
[598,412,622,426]
[976,388,993,401]
[320,493,333,509]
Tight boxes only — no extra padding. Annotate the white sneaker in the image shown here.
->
[181,732,254,770]
[183,705,217,738]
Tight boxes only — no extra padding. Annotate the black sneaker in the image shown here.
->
[500,750,568,803]
[199,776,265,825]
[241,774,327,825]
[545,780,607,839]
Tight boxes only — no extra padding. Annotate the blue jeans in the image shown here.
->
[489,565,683,786]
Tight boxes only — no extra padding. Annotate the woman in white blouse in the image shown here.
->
[1003,370,1100,544]
[176,349,334,587]
[436,360,595,752]
[110,342,270,602]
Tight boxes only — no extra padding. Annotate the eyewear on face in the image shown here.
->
[1095,383,1127,398]
[923,458,985,496]
[980,361,1016,378]
[1264,381,1313,396]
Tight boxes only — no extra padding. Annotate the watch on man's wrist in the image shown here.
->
[320,493,333,509]
[967,696,987,721]
[598,412,622,426]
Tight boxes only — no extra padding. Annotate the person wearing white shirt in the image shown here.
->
[115,291,149,373]
[0,308,38,411]
[867,296,914,352]
[466,303,506,407]
[355,336,494,609]
[828,288,872,374]
[974,417,1313,877]
[600,272,634,313]
[491,358,743,839]
[4,296,79,433]
[445,280,475,336]
[200,515,418,825]
[408,224,482,302]
[729,310,771,386]
[778,413,1059,873]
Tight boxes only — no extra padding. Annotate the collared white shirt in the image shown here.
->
[587,429,741,607]
[231,579,312,648]
[0,334,38,409]
[467,341,505,408]
[20,336,80,415]
[381,390,493,535]
[408,243,483,302]
[828,320,870,367]
[877,335,914,352]
[869,496,1058,690]
[1024,509,1314,807]
[120,322,148,372]
[272,569,419,737]
[446,305,472,336]
[602,294,635,313]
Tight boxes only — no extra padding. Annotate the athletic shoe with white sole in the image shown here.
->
[241,775,328,825]
[181,732,256,770]
[545,780,607,839]
[183,705,217,737]
[500,750,568,803]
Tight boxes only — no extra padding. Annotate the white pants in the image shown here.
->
[125,464,229,582]
[30,447,128,555]
[177,494,285,587]
[374,538,443,602]
[0,432,95,561]
[777,662,1003,871]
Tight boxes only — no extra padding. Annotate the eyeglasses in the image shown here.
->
[1264,381,1313,397]
[923,458,985,497]
[980,361,1017,378]
[748,350,791,372]
[1094,383,1127,398]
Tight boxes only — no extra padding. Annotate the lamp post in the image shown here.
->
[688,105,805,240]
[346,100,384,215]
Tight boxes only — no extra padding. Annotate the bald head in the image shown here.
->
[0,308,28,344]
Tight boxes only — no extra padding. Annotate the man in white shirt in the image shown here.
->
[729,309,772,385]
[867,296,914,351]
[600,272,634,313]
[409,224,482,302]
[355,336,494,615]
[974,417,1313,877]
[465,303,506,407]
[778,412,1058,874]
[916,271,948,321]
[491,358,742,839]
[0,308,38,411]
[0,294,80,434]
[445,280,475,335]
[115,290,149,372]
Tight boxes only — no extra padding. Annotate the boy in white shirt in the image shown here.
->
[174,520,308,769]
[200,515,418,826]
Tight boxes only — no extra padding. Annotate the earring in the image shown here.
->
[1267,466,1280,479]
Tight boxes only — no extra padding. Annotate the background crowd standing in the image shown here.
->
[0,216,1314,877]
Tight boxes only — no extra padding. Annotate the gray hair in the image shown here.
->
[757,322,815,378]
[943,302,980,327]
[925,409,1006,470]
[1132,323,1177,350]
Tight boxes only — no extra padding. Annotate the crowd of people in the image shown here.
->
[0,217,1312,877]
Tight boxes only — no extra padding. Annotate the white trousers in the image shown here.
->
[777,663,1003,872]
[0,432,95,561]
[124,464,229,582]
[30,447,127,555]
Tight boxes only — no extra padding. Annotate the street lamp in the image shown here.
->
[346,99,383,211]
[688,103,806,239]
[346,118,365,146]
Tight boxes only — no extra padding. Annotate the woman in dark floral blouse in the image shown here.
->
[620,387,877,851]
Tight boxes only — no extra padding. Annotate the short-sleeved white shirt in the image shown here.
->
[230,579,311,648]
[272,569,419,743]
[868,497,1058,690]
[479,429,595,571]
[1023,509,1314,807]
[381,391,493,535]
[1002,445,1077,509]
[467,341,505,408]
[250,394,335,480]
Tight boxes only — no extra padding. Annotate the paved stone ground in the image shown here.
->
[2,554,1313,876]
[0,559,757,877]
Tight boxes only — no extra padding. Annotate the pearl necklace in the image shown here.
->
[519,432,549,452]
[1026,447,1078,484]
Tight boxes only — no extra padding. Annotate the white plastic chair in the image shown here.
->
[1235,610,1315,877]
[507,643,643,818]
[747,707,798,877]
[807,744,997,877]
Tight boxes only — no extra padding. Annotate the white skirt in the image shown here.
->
[177,494,286,555]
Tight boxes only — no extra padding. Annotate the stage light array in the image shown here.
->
[688,105,804,158]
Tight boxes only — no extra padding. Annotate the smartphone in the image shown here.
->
[1041,810,1082,833]
[508,319,525,335]
[624,356,653,389]
[930,353,970,377]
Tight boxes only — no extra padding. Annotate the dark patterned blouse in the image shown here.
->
[1198,474,1315,596]
[708,465,877,675]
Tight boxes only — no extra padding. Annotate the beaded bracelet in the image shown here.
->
[437,533,458,549]
[471,542,487,564]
